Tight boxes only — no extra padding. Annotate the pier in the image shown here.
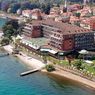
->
[20,68,40,76]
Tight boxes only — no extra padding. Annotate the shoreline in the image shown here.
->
[3,45,45,70]
[3,45,95,90]
[42,69,95,90]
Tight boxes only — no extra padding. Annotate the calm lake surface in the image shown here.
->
[0,18,6,28]
[0,55,95,95]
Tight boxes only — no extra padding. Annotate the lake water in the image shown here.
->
[0,55,95,95]
[0,18,6,28]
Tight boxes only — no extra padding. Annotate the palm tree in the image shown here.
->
[12,35,22,49]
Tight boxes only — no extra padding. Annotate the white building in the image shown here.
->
[22,10,32,18]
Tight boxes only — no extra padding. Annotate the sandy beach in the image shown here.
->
[3,45,95,90]
[16,53,45,69]
[3,45,45,69]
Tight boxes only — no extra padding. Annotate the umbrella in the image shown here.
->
[79,49,89,55]
[84,60,93,64]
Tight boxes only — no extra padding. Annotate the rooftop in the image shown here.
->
[26,20,41,26]
[41,20,91,35]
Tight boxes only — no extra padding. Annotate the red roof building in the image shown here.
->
[50,7,60,16]
[22,19,95,51]
[70,16,80,24]
[41,20,94,51]
[80,16,95,30]
[22,9,42,20]
[31,9,42,20]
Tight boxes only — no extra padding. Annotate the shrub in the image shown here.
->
[74,60,84,70]
[0,37,10,46]
[45,64,55,72]
[91,56,95,60]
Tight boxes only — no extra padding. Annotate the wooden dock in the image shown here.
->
[20,68,40,76]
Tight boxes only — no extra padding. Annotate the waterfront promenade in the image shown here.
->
[3,45,95,90]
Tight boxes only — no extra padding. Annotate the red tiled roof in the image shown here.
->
[41,19,92,35]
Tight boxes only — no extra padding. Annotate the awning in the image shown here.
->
[49,50,58,54]
[84,60,93,64]
[29,44,39,50]
[79,49,89,54]
[40,48,57,54]
[40,48,51,52]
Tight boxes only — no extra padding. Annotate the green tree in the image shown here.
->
[2,19,19,40]
[45,64,55,72]
[40,3,51,14]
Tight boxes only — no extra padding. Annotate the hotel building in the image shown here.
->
[41,20,94,51]
[22,19,95,51]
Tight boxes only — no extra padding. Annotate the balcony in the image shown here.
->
[24,26,32,30]
[22,29,32,33]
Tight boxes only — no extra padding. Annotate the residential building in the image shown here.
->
[77,6,92,17]
[50,7,60,16]
[22,9,42,20]
[55,16,70,23]
[68,4,81,12]
[70,16,80,24]
[22,10,32,18]
[32,9,42,20]
[80,16,95,30]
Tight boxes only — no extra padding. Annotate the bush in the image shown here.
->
[91,56,95,60]
[74,60,84,70]
[0,37,10,46]
[45,64,55,72]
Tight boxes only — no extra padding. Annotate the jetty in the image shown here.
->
[20,68,40,76]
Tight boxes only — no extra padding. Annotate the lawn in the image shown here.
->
[50,57,95,76]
